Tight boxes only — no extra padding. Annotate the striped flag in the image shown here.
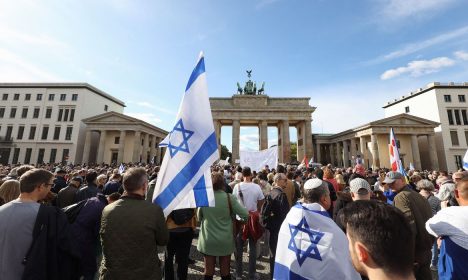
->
[389,128,408,177]
[463,149,468,170]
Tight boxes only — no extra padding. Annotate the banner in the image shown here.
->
[239,147,278,171]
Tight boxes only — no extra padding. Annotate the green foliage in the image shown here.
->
[290,142,297,163]
[221,145,232,162]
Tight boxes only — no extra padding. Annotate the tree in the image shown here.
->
[220,145,232,162]
[290,142,297,163]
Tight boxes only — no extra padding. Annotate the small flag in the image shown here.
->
[463,149,468,170]
[300,156,309,168]
[389,128,408,180]
[152,52,218,216]
[409,162,415,171]
[118,163,125,174]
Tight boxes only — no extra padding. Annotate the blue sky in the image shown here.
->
[1,0,468,151]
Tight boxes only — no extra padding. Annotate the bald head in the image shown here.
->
[456,178,468,205]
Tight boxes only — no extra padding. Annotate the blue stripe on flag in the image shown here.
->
[185,56,205,91]
[274,262,309,280]
[193,175,209,207]
[154,132,217,209]
[293,203,331,218]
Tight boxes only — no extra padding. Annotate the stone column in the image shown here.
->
[370,134,380,169]
[335,142,340,166]
[427,134,439,170]
[281,120,290,163]
[350,138,357,163]
[259,120,268,151]
[304,119,313,161]
[150,135,156,164]
[411,135,421,170]
[82,130,92,164]
[156,137,163,164]
[296,121,305,161]
[343,140,350,167]
[96,130,107,164]
[359,136,366,167]
[132,130,141,163]
[142,133,149,163]
[213,120,221,157]
[316,143,321,163]
[232,120,240,163]
[117,130,126,164]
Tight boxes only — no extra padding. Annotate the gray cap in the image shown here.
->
[382,171,405,184]
[349,178,371,194]
[304,178,327,190]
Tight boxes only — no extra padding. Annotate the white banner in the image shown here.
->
[240,147,278,171]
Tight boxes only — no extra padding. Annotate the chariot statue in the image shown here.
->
[236,70,265,95]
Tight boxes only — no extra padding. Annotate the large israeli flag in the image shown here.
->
[152,53,218,216]
[274,203,360,280]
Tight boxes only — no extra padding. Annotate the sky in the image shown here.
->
[1,0,468,152]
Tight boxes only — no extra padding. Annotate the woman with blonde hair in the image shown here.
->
[335,173,346,191]
[0,180,20,205]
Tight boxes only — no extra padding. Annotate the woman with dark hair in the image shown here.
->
[197,172,248,280]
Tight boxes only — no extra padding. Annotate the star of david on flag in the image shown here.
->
[153,52,219,217]
[288,217,324,265]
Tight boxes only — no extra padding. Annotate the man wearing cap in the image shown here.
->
[273,178,360,280]
[334,178,371,231]
[383,171,434,280]
[57,177,82,208]
[52,168,68,194]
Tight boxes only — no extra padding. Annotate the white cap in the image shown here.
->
[304,178,326,190]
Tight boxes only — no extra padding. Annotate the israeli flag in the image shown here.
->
[274,203,360,280]
[118,163,125,174]
[153,53,218,216]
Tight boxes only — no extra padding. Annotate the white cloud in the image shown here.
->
[454,50,468,61]
[380,57,455,80]
[0,26,68,49]
[127,101,177,115]
[367,25,468,64]
[240,133,259,151]
[125,112,162,125]
[378,0,456,20]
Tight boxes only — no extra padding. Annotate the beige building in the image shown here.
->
[0,83,167,165]
[313,114,439,170]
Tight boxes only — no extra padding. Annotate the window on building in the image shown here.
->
[115,137,120,144]
[24,148,32,164]
[405,106,410,113]
[0,107,4,118]
[21,107,28,118]
[12,148,20,164]
[53,126,61,140]
[37,148,45,164]
[17,126,24,140]
[459,95,466,102]
[72,94,78,101]
[64,109,69,122]
[29,126,36,140]
[14,94,19,100]
[2,94,8,100]
[463,110,468,125]
[65,127,73,140]
[444,95,452,102]
[58,109,63,121]
[33,108,40,119]
[48,94,55,101]
[104,105,108,111]
[455,109,461,125]
[50,148,57,163]
[25,94,31,100]
[70,109,75,122]
[62,149,69,163]
[41,126,49,140]
[10,107,16,118]
[60,94,66,101]
[455,155,463,170]
[5,126,13,140]
[448,109,454,125]
[45,107,52,119]
[37,94,42,101]
[451,130,459,146]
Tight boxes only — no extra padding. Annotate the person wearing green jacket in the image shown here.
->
[197,172,248,280]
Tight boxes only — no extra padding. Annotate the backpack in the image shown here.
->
[260,192,274,229]
[62,199,87,224]
[169,208,195,225]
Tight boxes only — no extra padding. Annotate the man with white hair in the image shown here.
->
[273,178,360,280]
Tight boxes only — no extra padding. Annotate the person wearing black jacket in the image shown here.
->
[75,170,101,202]
[52,168,68,194]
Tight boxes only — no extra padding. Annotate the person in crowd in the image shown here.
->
[383,171,434,280]
[276,164,296,208]
[0,168,78,279]
[287,171,301,205]
[229,171,243,190]
[261,173,290,278]
[335,172,346,191]
[96,174,107,191]
[334,178,371,230]
[342,200,415,280]
[197,172,248,280]
[0,179,20,205]
[52,168,68,193]
[426,177,468,279]
[57,176,82,208]
[314,167,337,216]
[273,178,360,280]
[102,173,122,195]
[16,164,35,178]
[451,171,466,184]
[106,192,121,204]
[416,179,441,270]
[324,167,340,192]
[232,167,264,280]
[100,167,168,279]
[75,170,101,202]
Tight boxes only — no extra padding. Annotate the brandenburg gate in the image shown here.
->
[210,71,315,163]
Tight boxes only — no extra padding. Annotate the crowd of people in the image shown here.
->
[0,161,467,280]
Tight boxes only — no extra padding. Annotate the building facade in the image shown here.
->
[383,82,468,171]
